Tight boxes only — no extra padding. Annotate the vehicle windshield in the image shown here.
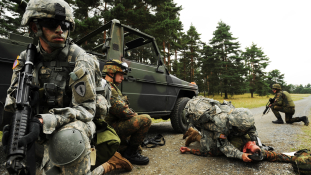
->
[124,31,159,65]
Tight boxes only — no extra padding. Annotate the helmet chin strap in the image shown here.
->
[106,73,118,85]
[34,23,69,49]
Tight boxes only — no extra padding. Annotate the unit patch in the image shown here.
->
[74,81,86,97]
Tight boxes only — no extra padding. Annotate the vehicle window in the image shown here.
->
[125,42,158,65]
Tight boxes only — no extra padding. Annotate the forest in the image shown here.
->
[1,0,310,98]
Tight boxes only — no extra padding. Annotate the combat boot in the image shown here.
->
[300,116,309,126]
[123,145,149,165]
[185,129,202,146]
[272,118,284,124]
[102,152,133,174]
[183,127,196,139]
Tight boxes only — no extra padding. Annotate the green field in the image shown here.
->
[200,93,311,109]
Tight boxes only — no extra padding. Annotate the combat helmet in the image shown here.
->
[272,84,281,90]
[103,59,131,84]
[21,0,75,48]
[228,108,255,131]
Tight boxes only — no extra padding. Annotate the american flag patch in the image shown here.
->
[12,57,20,69]
[219,134,226,139]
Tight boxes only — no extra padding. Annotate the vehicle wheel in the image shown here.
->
[170,97,190,133]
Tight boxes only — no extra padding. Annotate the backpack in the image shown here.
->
[291,149,311,174]
[184,96,222,127]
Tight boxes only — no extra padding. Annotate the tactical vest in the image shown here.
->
[32,42,82,113]
[282,91,295,108]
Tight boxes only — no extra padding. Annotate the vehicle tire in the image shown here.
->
[170,97,190,133]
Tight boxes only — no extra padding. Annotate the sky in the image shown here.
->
[175,0,311,86]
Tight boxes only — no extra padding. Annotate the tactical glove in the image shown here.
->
[17,117,42,148]
[2,124,10,154]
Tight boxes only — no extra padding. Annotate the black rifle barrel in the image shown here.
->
[6,44,36,175]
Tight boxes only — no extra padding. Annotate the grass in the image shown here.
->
[200,93,311,109]
[291,111,311,151]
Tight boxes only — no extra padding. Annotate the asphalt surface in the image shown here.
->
[1,95,311,175]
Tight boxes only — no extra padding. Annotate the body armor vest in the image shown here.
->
[33,41,83,113]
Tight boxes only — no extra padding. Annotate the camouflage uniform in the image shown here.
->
[197,108,258,160]
[105,82,152,149]
[272,90,299,123]
[103,59,151,165]
[4,0,105,174]
[184,96,258,160]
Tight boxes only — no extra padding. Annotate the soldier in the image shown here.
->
[181,107,261,162]
[103,59,152,165]
[2,0,131,174]
[269,84,309,125]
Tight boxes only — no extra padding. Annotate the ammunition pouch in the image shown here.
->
[44,83,59,107]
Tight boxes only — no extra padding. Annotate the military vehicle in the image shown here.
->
[0,2,198,133]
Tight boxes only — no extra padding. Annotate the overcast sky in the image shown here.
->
[175,0,311,86]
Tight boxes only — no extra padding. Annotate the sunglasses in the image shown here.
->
[38,18,72,31]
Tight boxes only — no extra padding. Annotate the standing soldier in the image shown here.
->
[270,84,309,125]
[103,59,152,165]
[2,0,131,174]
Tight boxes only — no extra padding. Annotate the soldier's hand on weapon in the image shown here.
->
[2,125,11,154]
[17,117,43,148]
[180,147,191,153]
[242,153,252,162]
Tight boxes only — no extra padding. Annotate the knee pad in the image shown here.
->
[49,129,86,166]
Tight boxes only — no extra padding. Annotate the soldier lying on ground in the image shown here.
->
[179,96,295,163]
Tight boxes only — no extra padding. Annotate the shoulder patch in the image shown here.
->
[12,57,20,69]
[219,134,227,139]
[74,81,86,97]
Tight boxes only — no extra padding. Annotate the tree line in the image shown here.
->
[1,0,310,98]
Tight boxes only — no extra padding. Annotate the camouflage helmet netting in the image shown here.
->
[21,0,75,31]
[102,59,124,74]
[272,84,281,90]
[228,108,254,131]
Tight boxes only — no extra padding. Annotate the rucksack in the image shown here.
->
[184,96,226,127]
[291,149,311,175]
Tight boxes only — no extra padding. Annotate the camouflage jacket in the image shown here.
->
[104,81,136,124]
[4,41,101,135]
[273,91,295,108]
[200,112,258,160]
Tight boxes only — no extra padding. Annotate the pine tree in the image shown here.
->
[152,0,182,72]
[209,21,246,99]
[242,43,270,97]
[267,69,285,88]
[67,0,104,50]
[0,0,28,38]
[201,44,219,96]
[185,25,201,82]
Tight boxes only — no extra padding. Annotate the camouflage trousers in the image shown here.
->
[200,129,252,157]
[263,150,292,162]
[41,120,104,175]
[272,106,301,123]
[110,114,152,149]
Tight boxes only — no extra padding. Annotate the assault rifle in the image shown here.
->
[262,98,275,115]
[5,44,37,175]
